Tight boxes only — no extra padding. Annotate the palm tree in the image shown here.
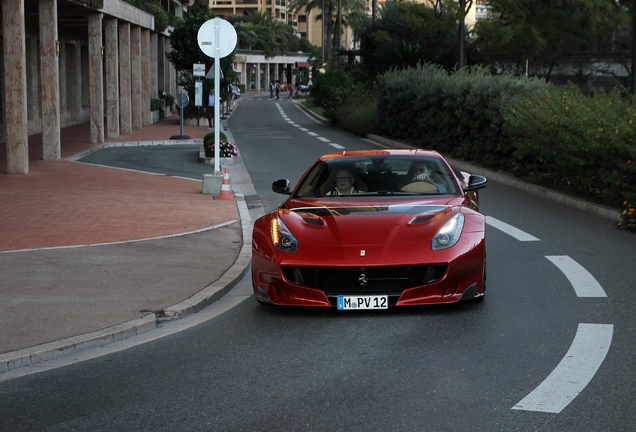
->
[288,0,366,63]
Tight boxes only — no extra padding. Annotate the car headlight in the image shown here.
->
[431,213,464,250]
[271,216,298,253]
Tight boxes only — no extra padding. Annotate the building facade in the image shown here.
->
[1,0,182,175]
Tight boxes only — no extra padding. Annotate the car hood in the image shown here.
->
[278,203,461,249]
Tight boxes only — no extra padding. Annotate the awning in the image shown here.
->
[296,62,311,68]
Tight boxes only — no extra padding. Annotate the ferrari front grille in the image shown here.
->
[281,265,447,295]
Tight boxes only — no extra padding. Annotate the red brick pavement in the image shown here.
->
[0,114,239,252]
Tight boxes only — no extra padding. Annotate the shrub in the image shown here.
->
[204,131,228,145]
[503,85,636,208]
[164,93,175,109]
[150,98,164,111]
[203,132,239,158]
[619,200,636,231]
[329,62,636,224]
[310,64,375,128]
[334,90,378,136]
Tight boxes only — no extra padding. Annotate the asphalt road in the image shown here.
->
[1,95,634,431]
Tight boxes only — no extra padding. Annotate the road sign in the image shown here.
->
[206,66,224,80]
[175,92,189,108]
[193,63,205,77]
[197,18,238,173]
[197,19,237,59]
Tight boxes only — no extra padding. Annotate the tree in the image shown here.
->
[226,11,317,56]
[287,0,367,63]
[473,0,629,79]
[357,0,458,76]
[166,0,236,113]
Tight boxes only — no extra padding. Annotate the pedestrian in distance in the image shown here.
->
[269,81,275,99]
[287,83,295,100]
[275,81,280,100]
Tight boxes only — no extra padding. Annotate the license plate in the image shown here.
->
[337,295,388,310]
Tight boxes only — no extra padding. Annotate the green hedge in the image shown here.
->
[503,85,636,208]
[365,63,636,229]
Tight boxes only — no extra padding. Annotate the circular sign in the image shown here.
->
[175,92,189,108]
[197,18,238,59]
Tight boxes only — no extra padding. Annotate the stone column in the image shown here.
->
[131,26,142,129]
[58,41,67,122]
[141,29,150,126]
[67,42,82,123]
[256,62,261,92]
[2,0,29,174]
[167,39,176,97]
[26,37,41,134]
[150,32,158,117]
[39,0,61,159]
[119,22,132,134]
[88,13,104,144]
[104,17,119,138]
[162,36,170,96]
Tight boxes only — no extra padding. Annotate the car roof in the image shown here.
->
[318,149,442,162]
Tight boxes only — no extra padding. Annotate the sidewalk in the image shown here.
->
[0,114,252,372]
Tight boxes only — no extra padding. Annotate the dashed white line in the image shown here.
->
[307,132,319,137]
[317,137,330,142]
[485,216,540,241]
[512,323,613,413]
[546,256,607,298]
[330,143,345,149]
[300,128,309,131]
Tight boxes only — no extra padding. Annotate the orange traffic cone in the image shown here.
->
[216,167,234,200]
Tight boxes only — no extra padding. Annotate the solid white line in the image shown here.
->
[485,216,540,241]
[512,323,613,413]
[317,137,330,142]
[546,256,607,297]
[330,143,345,149]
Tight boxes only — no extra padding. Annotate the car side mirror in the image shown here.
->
[272,178,291,195]
[463,175,487,192]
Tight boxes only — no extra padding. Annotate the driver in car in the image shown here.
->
[327,168,360,195]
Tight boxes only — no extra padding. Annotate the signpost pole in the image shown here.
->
[214,17,221,174]
[180,93,184,137]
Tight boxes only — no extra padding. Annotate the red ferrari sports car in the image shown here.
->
[251,149,488,309]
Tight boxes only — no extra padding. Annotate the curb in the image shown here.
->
[65,139,204,162]
[295,100,328,124]
[0,159,255,376]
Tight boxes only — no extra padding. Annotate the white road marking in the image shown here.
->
[512,323,613,413]
[546,256,608,298]
[485,216,540,241]
[277,103,341,147]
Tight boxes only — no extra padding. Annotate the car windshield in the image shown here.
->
[294,156,460,198]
